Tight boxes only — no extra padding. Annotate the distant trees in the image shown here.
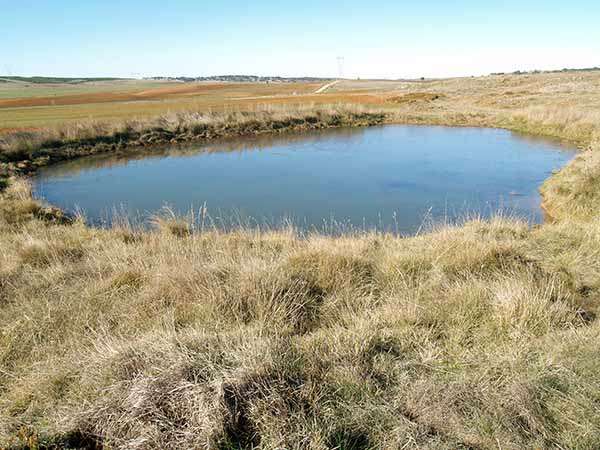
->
[491,67,600,76]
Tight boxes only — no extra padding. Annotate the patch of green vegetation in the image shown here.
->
[0,76,128,84]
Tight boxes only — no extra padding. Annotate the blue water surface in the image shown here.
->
[34,125,575,234]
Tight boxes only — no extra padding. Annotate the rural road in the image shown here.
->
[315,79,341,94]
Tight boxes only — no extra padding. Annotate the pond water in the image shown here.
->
[34,125,575,234]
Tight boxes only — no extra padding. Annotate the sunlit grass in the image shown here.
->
[1,71,600,448]
[1,179,600,448]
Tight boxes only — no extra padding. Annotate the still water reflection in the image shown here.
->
[34,125,575,234]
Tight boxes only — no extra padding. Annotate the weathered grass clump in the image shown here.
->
[0,179,70,226]
[1,179,600,449]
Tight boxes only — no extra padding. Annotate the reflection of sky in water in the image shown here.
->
[34,125,575,234]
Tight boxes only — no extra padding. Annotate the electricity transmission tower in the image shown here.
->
[336,56,345,80]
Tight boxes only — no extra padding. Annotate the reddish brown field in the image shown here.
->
[4,71,599,134]
[0,80,392,131]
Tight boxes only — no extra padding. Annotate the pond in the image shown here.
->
[34,125,576,234]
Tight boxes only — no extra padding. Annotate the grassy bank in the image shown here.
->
[1,180,600,449]
[1,101,597,222]
[1,74,600,449]
[0,106,386,181]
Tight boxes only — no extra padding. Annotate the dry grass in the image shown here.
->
[385,92,446,105]
[0,81,380,130]
[1,71,600,449]
[1,182,600,448]
[0,104,386,167]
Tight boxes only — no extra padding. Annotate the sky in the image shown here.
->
[2,0,600,79]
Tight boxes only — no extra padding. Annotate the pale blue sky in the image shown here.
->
[2,0,599,78]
